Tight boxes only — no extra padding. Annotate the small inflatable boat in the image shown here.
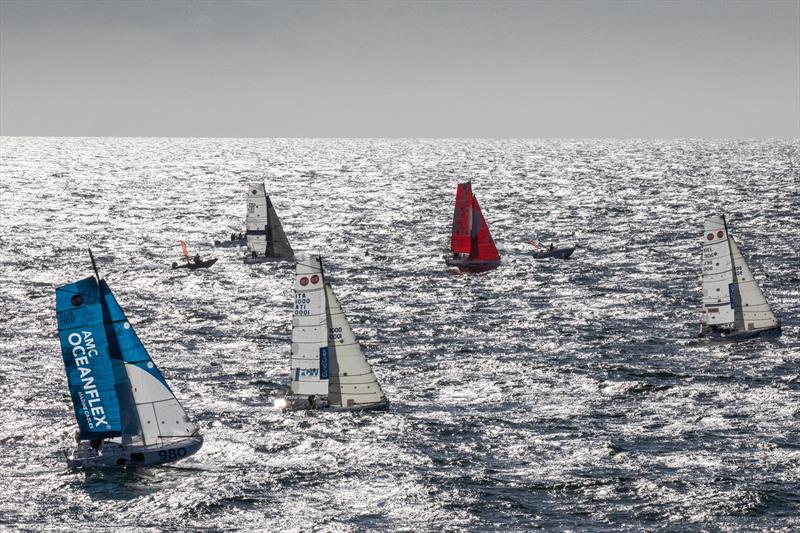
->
[531,246,575,259]
[172,258,218,270]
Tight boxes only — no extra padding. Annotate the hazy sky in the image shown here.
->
[1,0,798,137]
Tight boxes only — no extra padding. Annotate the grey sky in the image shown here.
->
[1,0,798,137]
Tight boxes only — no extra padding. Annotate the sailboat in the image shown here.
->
[444,182,502,272]
[56,250,203,468]
[243,182,294,263]
[700,215,781,340]
[277,254,389,411]
[171,240,217,270]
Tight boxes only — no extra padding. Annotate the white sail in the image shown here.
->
[245,183,269,256]
[124,364,198,446]
[701,216,736,327]
[245,182,293,259]
[728,237,779,331]
[291,254,329,396]
[325,285,387,409]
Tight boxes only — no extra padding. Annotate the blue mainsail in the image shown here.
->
[56,276,122,440]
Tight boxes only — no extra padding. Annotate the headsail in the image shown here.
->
[468,193,501,261]
[728,234,779,332]
[266,195,294,258]
[450,182,473,254]
[56,277,122,440]
[180,240,189,260]
[325,285,387,408]
[246,183,293,259]
[291,254,330,396]
[100,281,198,446]
[701,216,736,327]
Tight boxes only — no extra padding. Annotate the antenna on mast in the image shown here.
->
[88,248,101,282]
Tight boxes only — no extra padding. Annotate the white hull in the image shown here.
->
[65,435,203,469]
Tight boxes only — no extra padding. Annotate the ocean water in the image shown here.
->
[0,137,798,531]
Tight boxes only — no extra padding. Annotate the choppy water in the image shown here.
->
[0,137,798,531]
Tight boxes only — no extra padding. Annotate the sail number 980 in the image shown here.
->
[158,448,187,461]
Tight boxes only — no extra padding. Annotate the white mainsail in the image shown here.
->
[245,183,269,255]
[291,254,330,396]
[325,285,387,408]
[245,182,293,259]
[728,237,779,332]
[701,216,736,327]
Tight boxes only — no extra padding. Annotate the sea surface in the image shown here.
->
[0,137,798,531]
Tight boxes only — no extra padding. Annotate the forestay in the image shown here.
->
[325,286,387,408]
[291,254,330,396]
[100,281,197,446]
[56,277,122,440]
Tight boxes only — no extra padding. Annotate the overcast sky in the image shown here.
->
[1,0,798,137]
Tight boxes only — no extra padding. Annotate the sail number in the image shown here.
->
[248,202,256,214]
[329,327,342,341]
[295,293,311,316]
[158,448,187,461]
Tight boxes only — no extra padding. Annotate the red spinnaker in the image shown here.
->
[450,182,472,254]
[180,240,189,258]
[468,194,500,261]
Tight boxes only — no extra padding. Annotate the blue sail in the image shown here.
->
[99,280,171,391]
[56,277,122,440]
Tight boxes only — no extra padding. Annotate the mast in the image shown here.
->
[88,248,101,282]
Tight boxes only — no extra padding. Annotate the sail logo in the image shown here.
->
[319,347,329,380]
[67,331,110,430]
[295,367,320,379]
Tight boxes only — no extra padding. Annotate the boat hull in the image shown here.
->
[701,322,782,341]
[444,255,502,273]
[531,247,575,259]
[65,435,203,469]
